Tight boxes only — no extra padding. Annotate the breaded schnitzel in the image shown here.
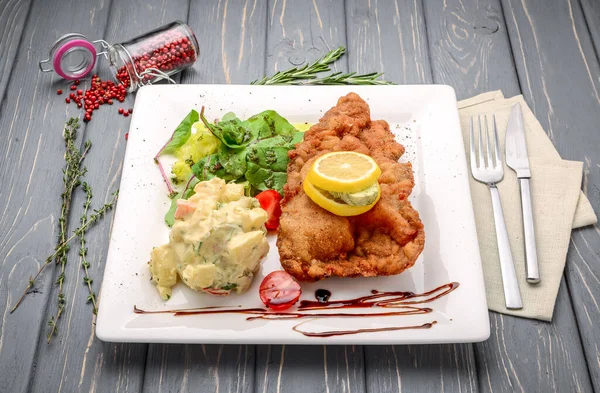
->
[276,93,425,282]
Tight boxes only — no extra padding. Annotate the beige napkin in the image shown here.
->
[457,91,597,321]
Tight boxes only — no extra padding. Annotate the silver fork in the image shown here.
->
[470,114,523,310]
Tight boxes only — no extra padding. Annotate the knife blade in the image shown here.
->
[505,103,540,284]
[505,103,531,178]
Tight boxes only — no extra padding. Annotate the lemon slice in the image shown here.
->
[307,152,381,193]
[303,178,380,216]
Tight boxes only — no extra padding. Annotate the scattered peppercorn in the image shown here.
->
[58,66,139,122]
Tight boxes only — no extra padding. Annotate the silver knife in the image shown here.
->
[505,103,540,284]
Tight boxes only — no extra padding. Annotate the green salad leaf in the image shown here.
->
[165,108,304,225]
[204,117,254,149]
[155,109,201,197]
[217,145,247,178]
[159,110,199,156]
[191,108,303,195]
[193,154,238,182]
[165,176,199,226]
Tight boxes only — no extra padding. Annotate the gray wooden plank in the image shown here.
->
[580,0,600,62]
[182,0,268,85]
[345,1,479,392]
[346,0,432,84]
[256,3,368,393]
[0,1,115,392]
[498,0,600,391]
[476,279,592,393]
[425,0,597,392]
[424,0,520,99]
[501,0,600,161]
[566,228,600,392]
[266,0,347,74]
[0,0,32,107]
[255,345,365,393]
[143,1,268,392]
[365,344,478,393]
[144,344,255,393]
[25,1,194,393]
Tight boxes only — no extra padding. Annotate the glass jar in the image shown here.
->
[108,21,199,92]
[40,21,199,92]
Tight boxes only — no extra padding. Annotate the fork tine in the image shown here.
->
[493,114,501,169]
[477,115,485,168]
[484,114,494,168]
[469,116,476,170]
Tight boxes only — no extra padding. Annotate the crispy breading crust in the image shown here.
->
[276,93,425,282]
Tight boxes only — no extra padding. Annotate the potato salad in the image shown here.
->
[149,178,269,300]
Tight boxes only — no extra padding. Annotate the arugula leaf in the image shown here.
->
[220,283,237,291]
[159,110,199,156]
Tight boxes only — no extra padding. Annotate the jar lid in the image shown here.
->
[39,33,97,80]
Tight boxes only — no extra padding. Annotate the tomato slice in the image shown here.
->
[255,190,283,230]
[259,271,302,311]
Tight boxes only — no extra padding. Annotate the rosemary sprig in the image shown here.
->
[79,182,98,314]
[10,191,119,315]
[250,46,393,85]
[310,71,392,85]
[251,46,345,85]
[47,191,118,342]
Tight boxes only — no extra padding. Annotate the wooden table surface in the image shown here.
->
[1,0,599,392]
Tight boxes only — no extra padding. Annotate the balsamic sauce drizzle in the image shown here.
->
[292,320,438,337]
[134,282,459,337]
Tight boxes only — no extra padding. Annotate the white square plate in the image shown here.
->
[96,84,489,344]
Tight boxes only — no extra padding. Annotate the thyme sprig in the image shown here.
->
[46,119,90,342]
[11,191,118,316]
[79,182,98,315]
[251,46,393,85]
[47,191,118,341]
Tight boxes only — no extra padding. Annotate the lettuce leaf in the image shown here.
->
[159,110,199,156]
